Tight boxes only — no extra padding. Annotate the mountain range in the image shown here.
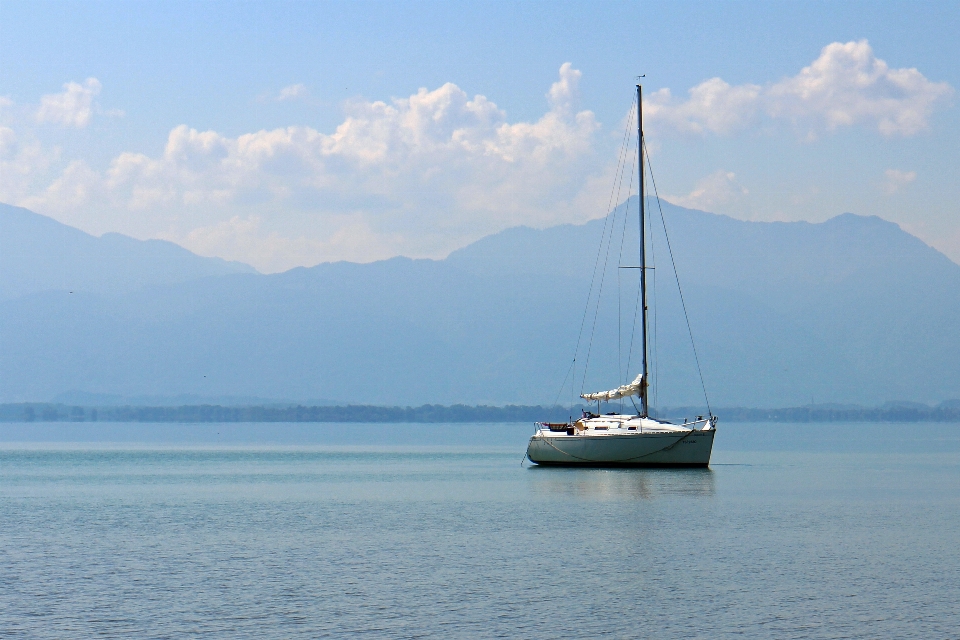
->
[1,200,958,408]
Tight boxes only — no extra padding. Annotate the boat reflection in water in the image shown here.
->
[527,466,715,500]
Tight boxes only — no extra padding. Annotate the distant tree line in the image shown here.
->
[0,403,577,423]
[1,402,959,423]
[660,404,960,423]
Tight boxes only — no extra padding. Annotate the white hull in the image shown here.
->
[526,417,715,467]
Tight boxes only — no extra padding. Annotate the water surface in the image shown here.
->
[2,421,958,638]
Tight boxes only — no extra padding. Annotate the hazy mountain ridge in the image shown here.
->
[0,203,256,300]
[1,201,957,407]
[3,400,959,424]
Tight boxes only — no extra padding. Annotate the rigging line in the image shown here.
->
[637,162,660,410]
[569,98,636,398]
[616,142,640,410]
[581,174,626,393]
[646,164,660,415]
[643,139,713,417]
[581,103,637,394]
[616,138,639,385]
[652,242,660,414]
[623,137,644,387]
[617,258,627,413]
[624,276,642,380]
[623,132,643,392]
[617,220,629,404]
[644,161,660,415]
[551,357,576,409]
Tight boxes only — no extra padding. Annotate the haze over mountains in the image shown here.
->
[1,201,958,408]
[0,204,254,300]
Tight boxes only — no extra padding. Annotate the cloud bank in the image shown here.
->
[646,40,952,138]
[12,64,602,271]
[1,45,954,271]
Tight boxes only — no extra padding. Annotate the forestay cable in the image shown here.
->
[643,139,713,417]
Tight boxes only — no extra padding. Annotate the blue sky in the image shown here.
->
[1,0,957,271]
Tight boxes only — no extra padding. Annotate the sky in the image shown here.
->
[1,0,957,272]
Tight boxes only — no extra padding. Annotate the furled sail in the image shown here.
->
[580,374,644,402]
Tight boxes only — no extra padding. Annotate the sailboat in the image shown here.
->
[526,82,717,467]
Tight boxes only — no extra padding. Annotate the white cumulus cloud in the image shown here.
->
[646,40,952,138]
[0,125,61,204]
[22,64,604,271]
[644,79,762,135]
[767,40,952,136]
[276,83,308,102]
[665,170,749,213]
[882,169,917,194]
[36,78,102,128]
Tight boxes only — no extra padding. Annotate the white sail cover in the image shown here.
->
[581,374,644,402]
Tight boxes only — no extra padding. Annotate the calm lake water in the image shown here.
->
[2,421,959,639]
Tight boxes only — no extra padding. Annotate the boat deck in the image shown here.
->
[538,414,711,437]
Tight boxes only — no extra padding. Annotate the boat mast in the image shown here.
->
[638,83,649,418]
